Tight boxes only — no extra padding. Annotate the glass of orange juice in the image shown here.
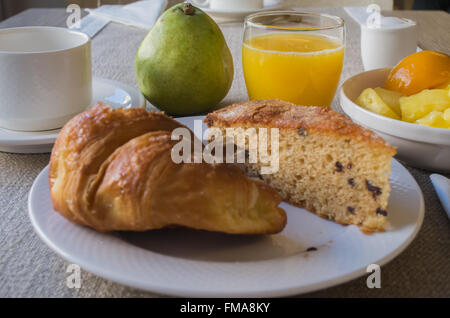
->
[243,11,345,106]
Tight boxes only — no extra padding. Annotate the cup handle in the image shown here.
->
[191,0,210,7]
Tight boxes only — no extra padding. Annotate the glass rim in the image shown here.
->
[245,11,344,31]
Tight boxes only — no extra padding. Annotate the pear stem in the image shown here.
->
[183,3,195,15]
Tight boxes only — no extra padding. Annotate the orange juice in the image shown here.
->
[242,33,345,106]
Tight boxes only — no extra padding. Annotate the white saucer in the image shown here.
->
[0,77,146,154]
[29,116,424,297]
[200,0,286,23]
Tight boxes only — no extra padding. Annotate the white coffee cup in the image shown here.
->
[192,0,264,11]
[361,17,417,71]
[0,26,92,131]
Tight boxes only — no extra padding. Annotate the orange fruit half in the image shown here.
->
[385,50,450,96]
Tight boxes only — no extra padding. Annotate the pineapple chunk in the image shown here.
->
[444,108,450,121]
[438,81,450,97]
[374,87,403,116]
[355,88,400,120]
[400,89,450,122]
[416,111,450,128]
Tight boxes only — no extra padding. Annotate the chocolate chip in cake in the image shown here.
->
[335,161,344,172]
[347,163,353,169]
[366,180,382,199]
[347,206,355,214]
[348,178,355,187]
[376,208,388,216]
[297,127,308,136]
[306,247,317,252]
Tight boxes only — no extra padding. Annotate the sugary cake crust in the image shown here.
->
[205,99,396,154]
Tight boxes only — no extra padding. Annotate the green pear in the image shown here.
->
[135,3,233,116]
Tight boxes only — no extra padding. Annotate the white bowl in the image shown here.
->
[340,68,450,172]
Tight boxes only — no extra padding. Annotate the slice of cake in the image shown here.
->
[205,100,396,233]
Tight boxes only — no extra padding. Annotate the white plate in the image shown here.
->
[199,0,285,22]
[0,77,145,154]
[28,116,424,297]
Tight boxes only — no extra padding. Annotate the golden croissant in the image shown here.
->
[49,103,286,234]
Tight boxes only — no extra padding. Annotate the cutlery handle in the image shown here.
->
[430,174,450,219]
